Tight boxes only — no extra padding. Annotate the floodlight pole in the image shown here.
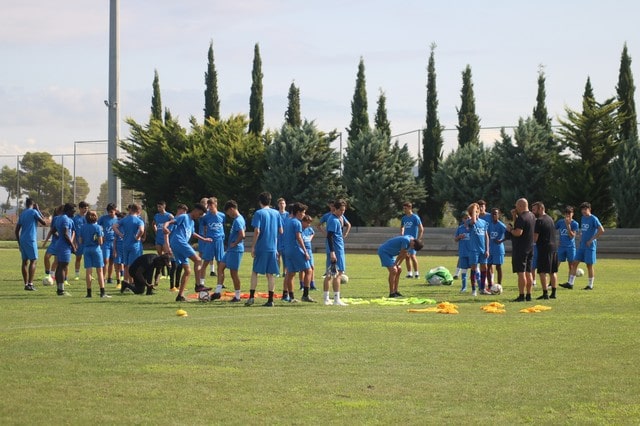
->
[107,0,121,208]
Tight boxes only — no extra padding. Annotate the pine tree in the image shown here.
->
[248,43,264,135]
[610,136,640,227]
[151,69,162,122]
[204,41,221,122]
[533,65,551,132]
[456,65,480,147]
[347,57,369,141]
[616,43,638,141]
[420,43,445,226]
[374,89,391,139]
[284,82,302,128]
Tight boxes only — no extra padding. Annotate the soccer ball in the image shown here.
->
[42,276,54,286]
[427,275,443,286]
[576,268,585,277]
[340,274,349,284]
[198,291,211,302]
[490,283,503,295]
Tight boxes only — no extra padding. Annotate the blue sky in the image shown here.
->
[1,1,639,203]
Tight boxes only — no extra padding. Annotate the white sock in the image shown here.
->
[334,292,341,301]
[407,271,413,277]
[455,267,461,276]
[235,289,241,298]
[323,291,330,301]
[415,271,420,276]
[215,284,223,293]
[588,277,594,288]
[568,275,576,285]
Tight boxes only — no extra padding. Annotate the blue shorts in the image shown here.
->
[326,250,346,273]
[123,244,143,266]
[253,251,279,275]
[488,253,504,265]
[56,244,73,264]
[114,242,124,264]
[101,241,114,263]
[467,252,487,266]
[46,240,58,255]
[84,247,105,269]
[557,246,576,263]
[202,239,225,262]
[172,243,196,265]
[576,248,596,265]
[221,251,243,271]
[75,244,84,256]
[19,240,38,261]
[458,254,471,270]
[284,249,311,273]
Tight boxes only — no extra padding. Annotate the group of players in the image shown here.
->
[453,198,605,301]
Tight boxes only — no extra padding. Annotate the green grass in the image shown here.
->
[1,249,639,425]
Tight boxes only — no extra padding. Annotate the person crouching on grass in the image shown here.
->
[79,210,110,298]
[377,235,424,298]
[120,253,172,295]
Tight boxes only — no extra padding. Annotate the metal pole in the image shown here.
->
[16,155,20,213]
[61,155,65,205]
[73,142,77,204]
[107,0,121,208]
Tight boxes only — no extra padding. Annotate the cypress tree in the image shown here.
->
[421,43,445,226]
[284,81,302,128]
[347,57,370,141]
[374,89,391,139]
[616,43,638,141]
[583,76,595,113]
[456,65,480,147]
[248,43,264,135]
[204,41,221,122]
[533,65,551,132]
[151,69,162,122]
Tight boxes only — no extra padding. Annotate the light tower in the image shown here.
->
[107,0,121,208]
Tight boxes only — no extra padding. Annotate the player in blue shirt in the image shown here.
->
[72,201,89,280]
[246,192,283,307]
[211,200,246,302]
[15,198,46,291]
[113,204,145,287]
[283,202,315,303]
[400,202,424,279]
[454,212,471,292]
[53,203,77,296]
[323,199,348,306]
[97,203,118,285]
[487,207,507,291]
[79,210,110,298]
[152,201,174,278]
[200,197,226,288]
[276,198,288,277]
[574,202,604,290]
[300,215,317,291]
[378,235,424,298]
[465,203,490,296]
[555,205,580,289]
[42,204,64,283]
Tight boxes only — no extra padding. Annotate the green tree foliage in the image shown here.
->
[151,69,162,122]
[343,130,425,226]
[533,66,551,131]
[204,41,221,122]
[17,152,75,211]
[610,137,640,227]
[0,165,19,209]
[374,89,391,139]
[95,181,143,213]
[285,82,302,128]
[456,65,480,147]
[433,143,497,218]
[493,117,561,212]
[73,176,90,205]
[347,57,370,142]
[420,43,445,226]
[248,43,264,135]
[616,43,638,141]
[557,92,622,227]
[263,121,342,216]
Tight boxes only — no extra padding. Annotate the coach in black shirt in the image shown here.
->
[507,198,536,302]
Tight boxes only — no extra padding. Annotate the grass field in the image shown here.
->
[0,247,639,425]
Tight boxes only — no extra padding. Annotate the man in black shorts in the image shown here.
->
[507,198,536,302]
[532,201,559,300]
[120,254,171,295]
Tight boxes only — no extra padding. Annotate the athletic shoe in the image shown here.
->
[388,293,397,298]
[229,297,241,303]
[472,290,478,297]
[170,287,179,292]
[453,275,459,280]
[74,276,79,281]
[512,295,525,302]
[244,298,255,306]
[64,280,70,286]
[175,295,186,302]
[405,274,413,278]
[414,273,420,279]
[85,294,92,298]
[106,278,113,284]
[282,295,291,302]
[334,299,347,306]
[263,301,274,307]
[559,283,573,289]
[57,290,71,296]
[460,285,467,293]
[194,285,212,292]
[310,285,317,291]
[324,299,333,306]
[209,271,217,277]
[583,286,593,290]
[24,284,37,291]
[211,292,221,300]
[301,295,317,303]
[100,293,112,298]
[299,285,304,290]
[481,289,492,295]
[289,298,300,304]
[115,283,122,290]
[525,294,532,301]
[549,294,557,299]
[537,294,549,300]
[394,292,404,298]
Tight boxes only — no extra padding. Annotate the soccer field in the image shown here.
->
[1,248,639,425]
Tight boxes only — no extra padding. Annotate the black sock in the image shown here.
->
[551,287,556,297]
[543,290,548,295]
[282,290,288,299]
[250,289,256,298]
[268,291,274,302]
[86,288,92,297]
[100,288,105,296]
[303,287,309,297]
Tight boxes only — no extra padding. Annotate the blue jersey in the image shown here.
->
[283,217,304,254]
[119,215,144,245]
[455,224,470,257]
[80,223,103,249]
[169,213,194,247]
[251,207,281,253]
[466,218,488,254]
[401,213,422,239]
[154,211,173,244]
[202,211,226,240]
[379,235,411,257]
[555,218,579,248]
[49,215,61,246]
[227,214,246,253]
[325,214,344,254]
[302,226,314,252]
[488,219,507,256]
[54,215,75,251]
[17,208,42,243]
[579,214,602,250]
[73,213,87,243]
[98,214,117,243]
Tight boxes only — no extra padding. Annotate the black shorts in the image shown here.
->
[512,250,533,273]
[536,248,559,274]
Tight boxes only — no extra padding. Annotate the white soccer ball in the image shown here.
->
[340,274,349,284]
[427,275,443,286]
[491,283,503,295]
[42,276,54,286]
[576,268,585,277]
[198,291,211,302]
